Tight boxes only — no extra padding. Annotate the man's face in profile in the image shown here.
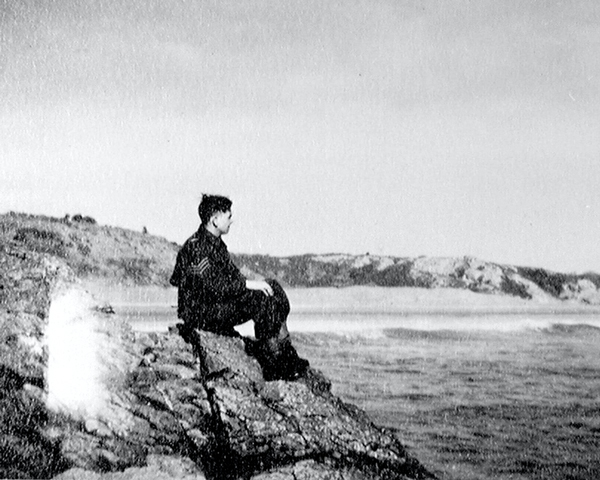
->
[213,210,233,236]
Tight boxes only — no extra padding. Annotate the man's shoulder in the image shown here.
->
[182,228,205,244]
[181,230,216,254]
[184,236,199,245]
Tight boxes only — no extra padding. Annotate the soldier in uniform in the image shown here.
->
[170,194,309,380]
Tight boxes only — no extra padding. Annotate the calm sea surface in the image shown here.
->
[117,304,600,480]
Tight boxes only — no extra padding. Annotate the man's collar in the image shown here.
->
[196,225,223,246]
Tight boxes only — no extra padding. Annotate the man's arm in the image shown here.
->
[245,279,273,296]
[182,242,272,299]
[189,257,210,277]
[170,248,186,287]
[193,253,246,302]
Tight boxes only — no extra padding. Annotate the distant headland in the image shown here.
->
[2,211,599,305]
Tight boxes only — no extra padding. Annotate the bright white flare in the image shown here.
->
[46,289,108,417]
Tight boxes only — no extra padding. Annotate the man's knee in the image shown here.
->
[266,278,283,292]
[266,279,290,313]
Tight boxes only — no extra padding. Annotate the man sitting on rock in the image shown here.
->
[170,194,309,381]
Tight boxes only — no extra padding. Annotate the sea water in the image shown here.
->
[108,288,600,480]
[288,312,600,480]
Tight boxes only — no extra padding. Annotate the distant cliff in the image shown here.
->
[2,212,600,304]
[239,253,600,304]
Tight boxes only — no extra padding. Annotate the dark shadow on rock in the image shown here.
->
[0,365,71,479]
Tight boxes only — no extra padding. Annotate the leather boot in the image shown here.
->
[278,337,309,376]
[257,337,309,381]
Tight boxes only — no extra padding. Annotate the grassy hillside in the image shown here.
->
[0,212,178,286]
[3,212,600,303]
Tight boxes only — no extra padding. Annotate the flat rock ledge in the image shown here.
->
[0,245,436,480]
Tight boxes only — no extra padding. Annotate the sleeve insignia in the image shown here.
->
[190,257,211,277]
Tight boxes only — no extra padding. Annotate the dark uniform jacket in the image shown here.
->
[170,227,246,328]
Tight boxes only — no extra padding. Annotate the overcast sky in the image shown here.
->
[2,0,599,273]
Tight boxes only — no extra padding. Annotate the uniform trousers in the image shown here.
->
[199,279,290,341]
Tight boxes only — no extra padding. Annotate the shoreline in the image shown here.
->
[83,281,600,315]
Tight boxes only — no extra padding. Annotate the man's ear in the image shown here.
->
[210,212,221,226]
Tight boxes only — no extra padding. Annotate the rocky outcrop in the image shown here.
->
[0,244,435,479]
[559,278,600,304]
[189,330,433,479]
[0,243,75,478]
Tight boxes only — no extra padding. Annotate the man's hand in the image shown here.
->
[246,279,274,296]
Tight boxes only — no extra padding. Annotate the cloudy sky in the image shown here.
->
[2,0,599,273]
